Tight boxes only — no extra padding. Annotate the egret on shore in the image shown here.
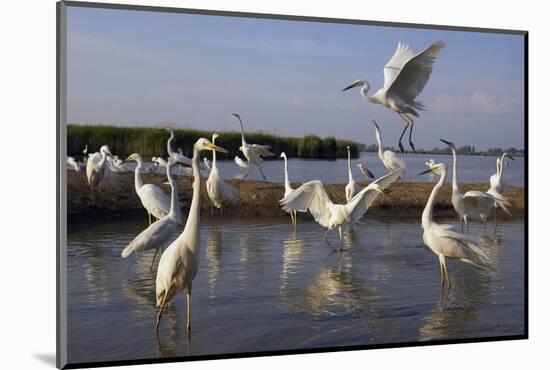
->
[280,169,402,249]
[86,145,113,191]
[343,41,445,152]
[82,144,88,163]
[234,155,248,171]
[67,156,82,172]
[152,156,168,169]
[206,133,238,214]
[345,146,359,202]
[155,138,228,334]
[279,152,305,226]
[122,159,184,271]
[122,153,181,225]
[166,128,193,167]
[419,163,490,289]
[232,113,274,180]
[441,139,508,231]
[356,163,375,180]
[487,152,515,222]
[373,120,406,175]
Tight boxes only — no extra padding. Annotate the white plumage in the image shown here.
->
[206,133,238,212]
[373,120,406,175]
[234,155,248,170]
[67,156,82,172]
[85,145,112,191]
[343,41,445,152]
[279,152,306,226]
[344,145,359,202]
[356,163,375,180]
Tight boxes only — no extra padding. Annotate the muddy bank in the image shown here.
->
[66,171,524,222]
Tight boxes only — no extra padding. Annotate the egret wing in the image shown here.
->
[387,41,445,105]
[432,223,490,268]
[139,184,172,220]
[121,218,177,257]
[383,42,414,89]
[251,144,275,157]
[280,180,333,228]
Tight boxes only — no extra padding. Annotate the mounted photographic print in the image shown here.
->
[57,1,527,368]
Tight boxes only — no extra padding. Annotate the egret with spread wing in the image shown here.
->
[372,120,407,175]
[441,139,509,231]
[206,133,238,214]
[232,113,274,180]
[343,41,445,152]
[155,138,228,334]
[280,169,402,249]
[419,163,490,289]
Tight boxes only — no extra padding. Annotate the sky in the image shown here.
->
[66,6,525,150]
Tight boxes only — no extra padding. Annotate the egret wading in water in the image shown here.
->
[155,138,228,334]
[279,152,306,226]
[373,120,406,176]
[441,139,509,231]
[345,146,360,202]
[487,152,515,223]
[356,163,375,180]
[280,169,402,249]
[122,153,181,225]
[206,133,238,214]
[86,145,113,191]
[232,113,274,180]
[121,158,185,271]
[343,41,445,152]
[419,163,490,289]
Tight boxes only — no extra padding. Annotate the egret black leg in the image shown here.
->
[407,115,416,152]
[397,113,410,153]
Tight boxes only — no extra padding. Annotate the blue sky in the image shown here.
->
[67,6,525,150]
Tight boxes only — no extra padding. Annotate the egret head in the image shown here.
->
[342,79,368,92]
[164,127,175,134]
[503,152,515,162]
[122,153,142,164]
[280,152,286,158]
[440,139,456,150]
[238,146,244,153]
[212,133,219,142]
[195,138,228,153]
[346,145,350,150]
[419,162,446,176]
[100,145,113,157]
[231,113,240,119]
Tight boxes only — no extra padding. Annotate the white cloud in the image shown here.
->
[429,91,520,114]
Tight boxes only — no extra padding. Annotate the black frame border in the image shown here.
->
[56,1,528,369]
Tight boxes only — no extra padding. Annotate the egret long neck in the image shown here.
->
[422,167,447,229]
[282,154,291,193]
[167,131,175,156]
[361,83,378,104]
[347,149,353,182]
[182,146,202,252]
[212,137,217,168]
[375,128,384,161]
[134,158,144,193]
[238,118,247,146]
[167,163,178,218]
[498,154,506,178]
[450,147,459,191]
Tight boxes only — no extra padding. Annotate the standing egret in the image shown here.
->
[419,163,490,289]
[280,169,402,249]
[86,145,113,191]
[441,139,508,231]
[356,163,375,180]
[345,146,359,202]
[279,152,305,226]
[343,41,445,152]
[82,144,88,163]
[372,120,406,175]
[165,128,193,167]
[232,113,274,180]
[122,153,181,225]
[155,138,228,333]
[67,156,82,172]
[487,152,514,223]
[206,133,238,214]
[122,159,184,270]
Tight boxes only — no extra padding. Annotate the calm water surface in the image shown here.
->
[67,216,525,364]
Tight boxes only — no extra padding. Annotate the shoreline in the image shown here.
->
[66,171,525,222]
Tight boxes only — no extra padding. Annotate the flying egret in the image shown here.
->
[155,138,228,334]
[343,41,445,152]
[203,158,211,170]
[345,146,360,202]
[487,152,515,223]
[232,113,274,180]
[279,152,306,226]
[67,156,82,172]
[419,162,490,289]
[234,155,248,171]
[372,120,407,176]
[356,163,375,180]
[122,159,184,271]
[441,139,509,231]
[206,133,238,214]
[122,153,181,225]
[85,145,113,191]
[280,169,402,249]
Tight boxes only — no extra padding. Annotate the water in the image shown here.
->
[112,153,524,186]
[67,217,525,364]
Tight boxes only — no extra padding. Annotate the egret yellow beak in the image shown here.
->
[207,143,228,153]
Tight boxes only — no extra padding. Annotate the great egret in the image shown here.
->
[234,155,248,171]
[343,41,445,152]
[152,156,168,169]
[280,169,402,249]
[425,159,436,169]
[122,159,184,270]
[165,128,193,167]
[345,146,359,202]
[82,144,88,163]
[419,162,490,289]
[122,153,181,225]
[232,113,274,180]
[279,152,306,226]
[441,139,508,231]
[206,133,238,214]
[372,120,406,175]
[67,156,82,172]
[155,138,228,334]
[356,163,375,180]
[489,152,515,194]
[85,145,113,191]
[203,158,211,170]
